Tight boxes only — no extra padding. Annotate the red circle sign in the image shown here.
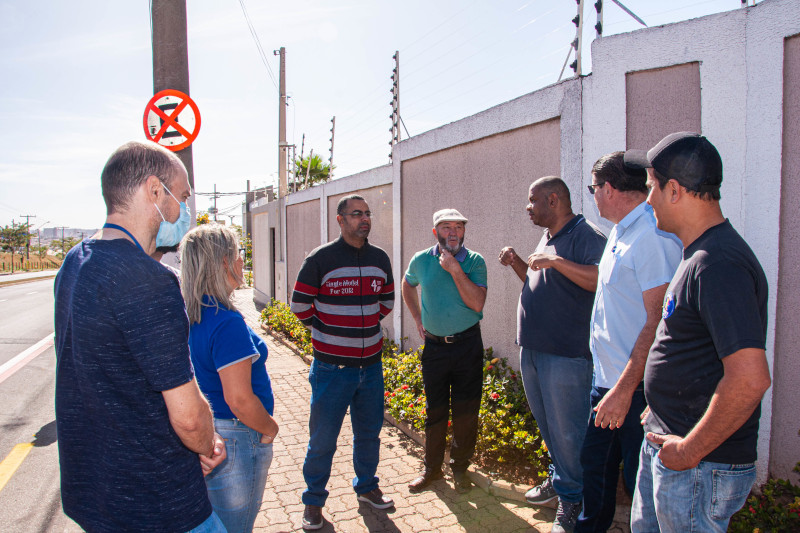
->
[143,89,201,151]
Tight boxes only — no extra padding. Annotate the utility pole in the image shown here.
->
[329,117,336,181]
[275,47,288,198]
[213,184,219,222]
[19,214,35,260]
[55,226,68,257]
[151,0,196,223]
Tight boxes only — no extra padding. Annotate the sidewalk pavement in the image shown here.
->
[0,269,58,287]
[232,288,631,533]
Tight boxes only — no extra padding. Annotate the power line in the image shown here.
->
[237,0,279,92]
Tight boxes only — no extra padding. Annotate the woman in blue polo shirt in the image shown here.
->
[180,224,279,533]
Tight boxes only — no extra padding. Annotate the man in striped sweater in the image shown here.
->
[291,194,395,530]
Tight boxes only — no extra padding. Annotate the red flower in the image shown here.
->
[384,391,390,397]
[448,420,452,427]
[749,506,756,514]
[486,365,494,371]
[511,374,517,380]
[401,384,409,390]
[491,392,500,400]
[409,403,414,408]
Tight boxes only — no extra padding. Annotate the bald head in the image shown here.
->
[531,176,572,210]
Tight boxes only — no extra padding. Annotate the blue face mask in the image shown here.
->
[154,184,192,247]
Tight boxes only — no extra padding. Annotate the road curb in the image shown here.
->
[0,273,57,288]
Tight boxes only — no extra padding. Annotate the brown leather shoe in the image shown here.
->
[408,469,444,493]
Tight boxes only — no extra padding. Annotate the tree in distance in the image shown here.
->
[50,237,79,259]
[293,153,334,190]
[0,222,31,273]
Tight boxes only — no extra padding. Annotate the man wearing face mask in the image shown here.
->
[402,209,487,495]
[54,141,227,533]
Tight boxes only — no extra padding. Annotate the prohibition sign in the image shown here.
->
[143,89,201,151]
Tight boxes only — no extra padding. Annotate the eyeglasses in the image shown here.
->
[343,210,372,218]
[587,183,604,195]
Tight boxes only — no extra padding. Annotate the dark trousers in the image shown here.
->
[421,331,483,474]
[576,385,647,533]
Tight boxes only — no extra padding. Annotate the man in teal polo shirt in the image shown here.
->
[401,208,487,494]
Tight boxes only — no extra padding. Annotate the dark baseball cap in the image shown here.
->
[623,132,722,193]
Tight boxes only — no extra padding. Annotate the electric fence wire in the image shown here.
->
[403,20,570,121]
[237,0,279,92]
[402,7,560,98]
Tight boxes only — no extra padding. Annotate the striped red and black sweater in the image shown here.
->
[291,236,394,367]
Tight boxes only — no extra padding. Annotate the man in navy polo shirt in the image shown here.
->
[402,209,487,495]
[54,141,226,533]
[499,177,606,533]
[625,132,771,532]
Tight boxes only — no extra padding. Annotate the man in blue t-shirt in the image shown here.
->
[54,141,227,533]
[402,209,487,495]
[624,132,771,532]
[499,177,606,533]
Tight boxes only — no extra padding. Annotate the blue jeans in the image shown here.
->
[185,511,227,533]
[631,440,756,532]
[520,348,592,504]
[302,359,384,507]
[577,386,647,533]
[205,419,274,533]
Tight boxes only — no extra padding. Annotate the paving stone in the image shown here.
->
[231,288,631,533]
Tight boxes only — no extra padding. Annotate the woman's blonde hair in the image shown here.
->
[180,224,239,324]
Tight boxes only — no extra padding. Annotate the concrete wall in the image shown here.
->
[285,199,321,304]
[625,62,702,150]
[392,79,582,357]
[252,0,800,481]
[326,184,395,339]
[772,32,800,482]
[397,118,561,358]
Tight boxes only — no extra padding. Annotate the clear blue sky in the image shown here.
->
[0,0,744,230]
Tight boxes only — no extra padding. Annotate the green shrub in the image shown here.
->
[261,299,312,357]
[729,462,800,533]
[260,301,549,479]
[382,339,549,478]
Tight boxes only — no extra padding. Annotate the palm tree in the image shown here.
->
[293,153,334,190]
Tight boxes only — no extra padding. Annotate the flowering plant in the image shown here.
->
[729,462,800,533]
[382,340,549,480]
[261,299,312,357]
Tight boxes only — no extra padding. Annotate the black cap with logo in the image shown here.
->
[624,132,722,193]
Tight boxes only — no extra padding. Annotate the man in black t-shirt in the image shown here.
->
[624,132,771,533]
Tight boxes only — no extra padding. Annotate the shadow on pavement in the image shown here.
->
[33,420,58,447]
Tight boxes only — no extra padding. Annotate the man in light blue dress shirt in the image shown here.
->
[576,152,681,533]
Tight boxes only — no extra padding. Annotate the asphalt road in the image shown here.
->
[0,278,82,532]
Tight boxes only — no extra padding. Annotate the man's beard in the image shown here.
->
[437,234,463,254]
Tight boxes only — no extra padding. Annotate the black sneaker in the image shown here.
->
[551,499,582,533]
[302,505,323,530]
[356,487,395,509]
[525,477,557,505]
